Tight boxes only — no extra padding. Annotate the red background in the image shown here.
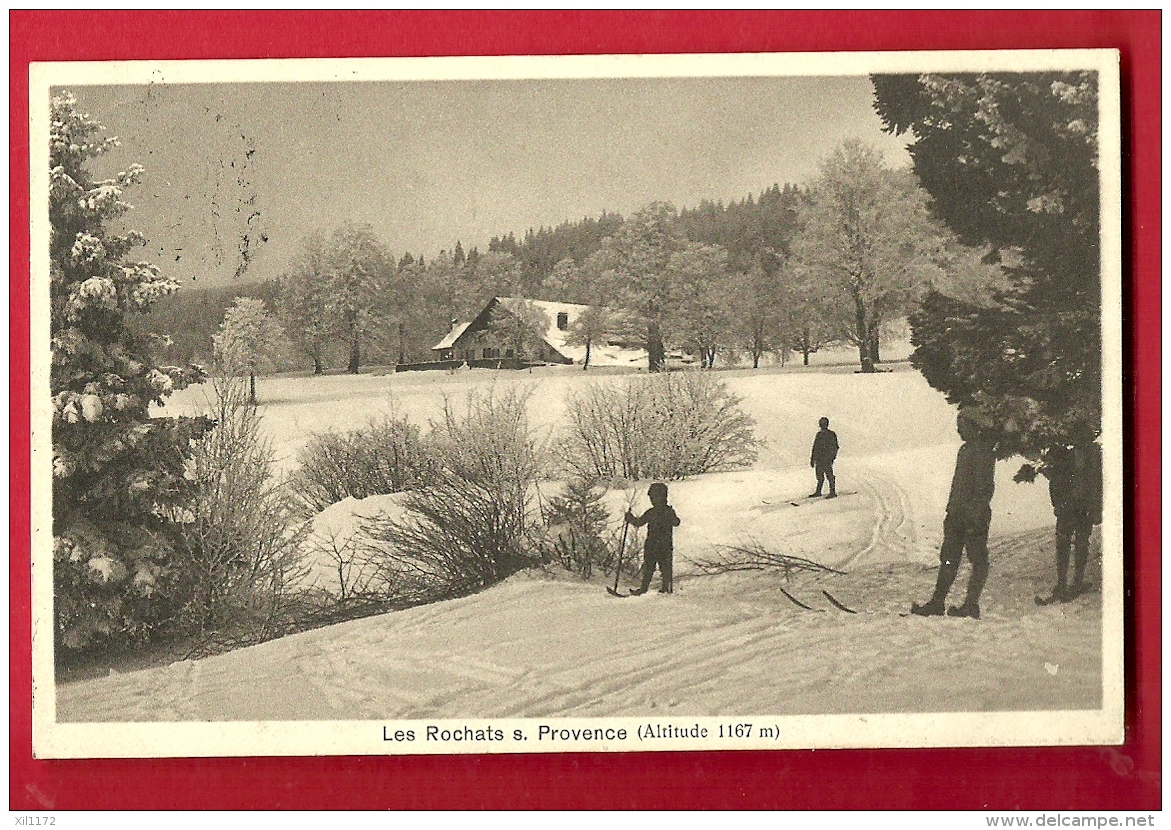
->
[9,11,1161,810]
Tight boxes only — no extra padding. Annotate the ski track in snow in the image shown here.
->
[57,525,1101,722]
[60,366,1102,723]
[840,466,917,569]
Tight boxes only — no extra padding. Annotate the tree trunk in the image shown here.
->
[646,319,665,373]
[249,371,257,406]
[348,331,361,374]
[312,355,324,375]
[802,326,811,366]
[707,346,716,369]
[583,336,591,370]
[398,322,407,365]
[854,294,876,373]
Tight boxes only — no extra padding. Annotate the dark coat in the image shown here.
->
[811,428,839,466]
[1047,443,1103,525]
[627,505,681,553]
[945,439,997,520]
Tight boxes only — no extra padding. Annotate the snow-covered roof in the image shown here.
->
[431,321,472,351]
[430,296,645,365]
[493,297,592,361]
[431,297,590,359]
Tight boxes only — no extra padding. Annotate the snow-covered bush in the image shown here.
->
[361,389,542,600]
[562,371,760,481]
[50,92,212,653]
[290,413,432,514]
[175,376,309,641]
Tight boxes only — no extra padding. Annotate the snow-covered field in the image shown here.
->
[57,353,1103,722]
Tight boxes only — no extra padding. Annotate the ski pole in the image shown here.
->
[611,520,629,595]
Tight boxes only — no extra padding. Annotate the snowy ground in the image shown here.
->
[57,352,1103,722]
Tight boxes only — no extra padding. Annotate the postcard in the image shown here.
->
[31,48,1123,758]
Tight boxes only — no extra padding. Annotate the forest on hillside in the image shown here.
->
[137,166,995,377]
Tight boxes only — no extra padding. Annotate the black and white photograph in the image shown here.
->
[31,50,1123,758]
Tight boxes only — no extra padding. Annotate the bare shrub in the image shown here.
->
[361,389,542,601]
[176,376,310,642]
[562,371,760,480]
[691,540,845,579]
[290,413,431,514]
[304,526,394,601]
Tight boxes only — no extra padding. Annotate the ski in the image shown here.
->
[822,589,856,613]
[786,491,857,507]
[778,586,819,611]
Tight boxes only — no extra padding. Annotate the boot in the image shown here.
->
[947,602,981,619]
[912,556,960,617]
[1035,583,1067,606]
[953,553,988,619]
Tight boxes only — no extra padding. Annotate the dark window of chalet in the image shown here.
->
[505,348,514,358]
[483,347,499,359]
[557,311,569,331]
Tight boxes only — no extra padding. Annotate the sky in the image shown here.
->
[69,76,911,289]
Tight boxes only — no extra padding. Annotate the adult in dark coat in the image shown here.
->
[1036,442,1103,604]
[912,411,997,619]
[809,417,839,498]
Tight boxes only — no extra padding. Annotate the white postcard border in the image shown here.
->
[28,48,1124,759]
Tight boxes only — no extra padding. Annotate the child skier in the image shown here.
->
[625,482,681,595]
[809,416,839,498]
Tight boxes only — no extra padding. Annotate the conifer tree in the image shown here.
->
[873,72,1102,453]
[543,474,610,578]
[50,92,210,651]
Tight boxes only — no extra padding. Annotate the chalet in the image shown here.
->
[426,296,645,369]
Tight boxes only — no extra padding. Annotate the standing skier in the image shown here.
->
[809,417,839,498]
[626,482,681,595]
[1036,441,1103,604]
[911,410,997,619]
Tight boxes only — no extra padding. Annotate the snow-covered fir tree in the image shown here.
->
[50,92,210,652]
